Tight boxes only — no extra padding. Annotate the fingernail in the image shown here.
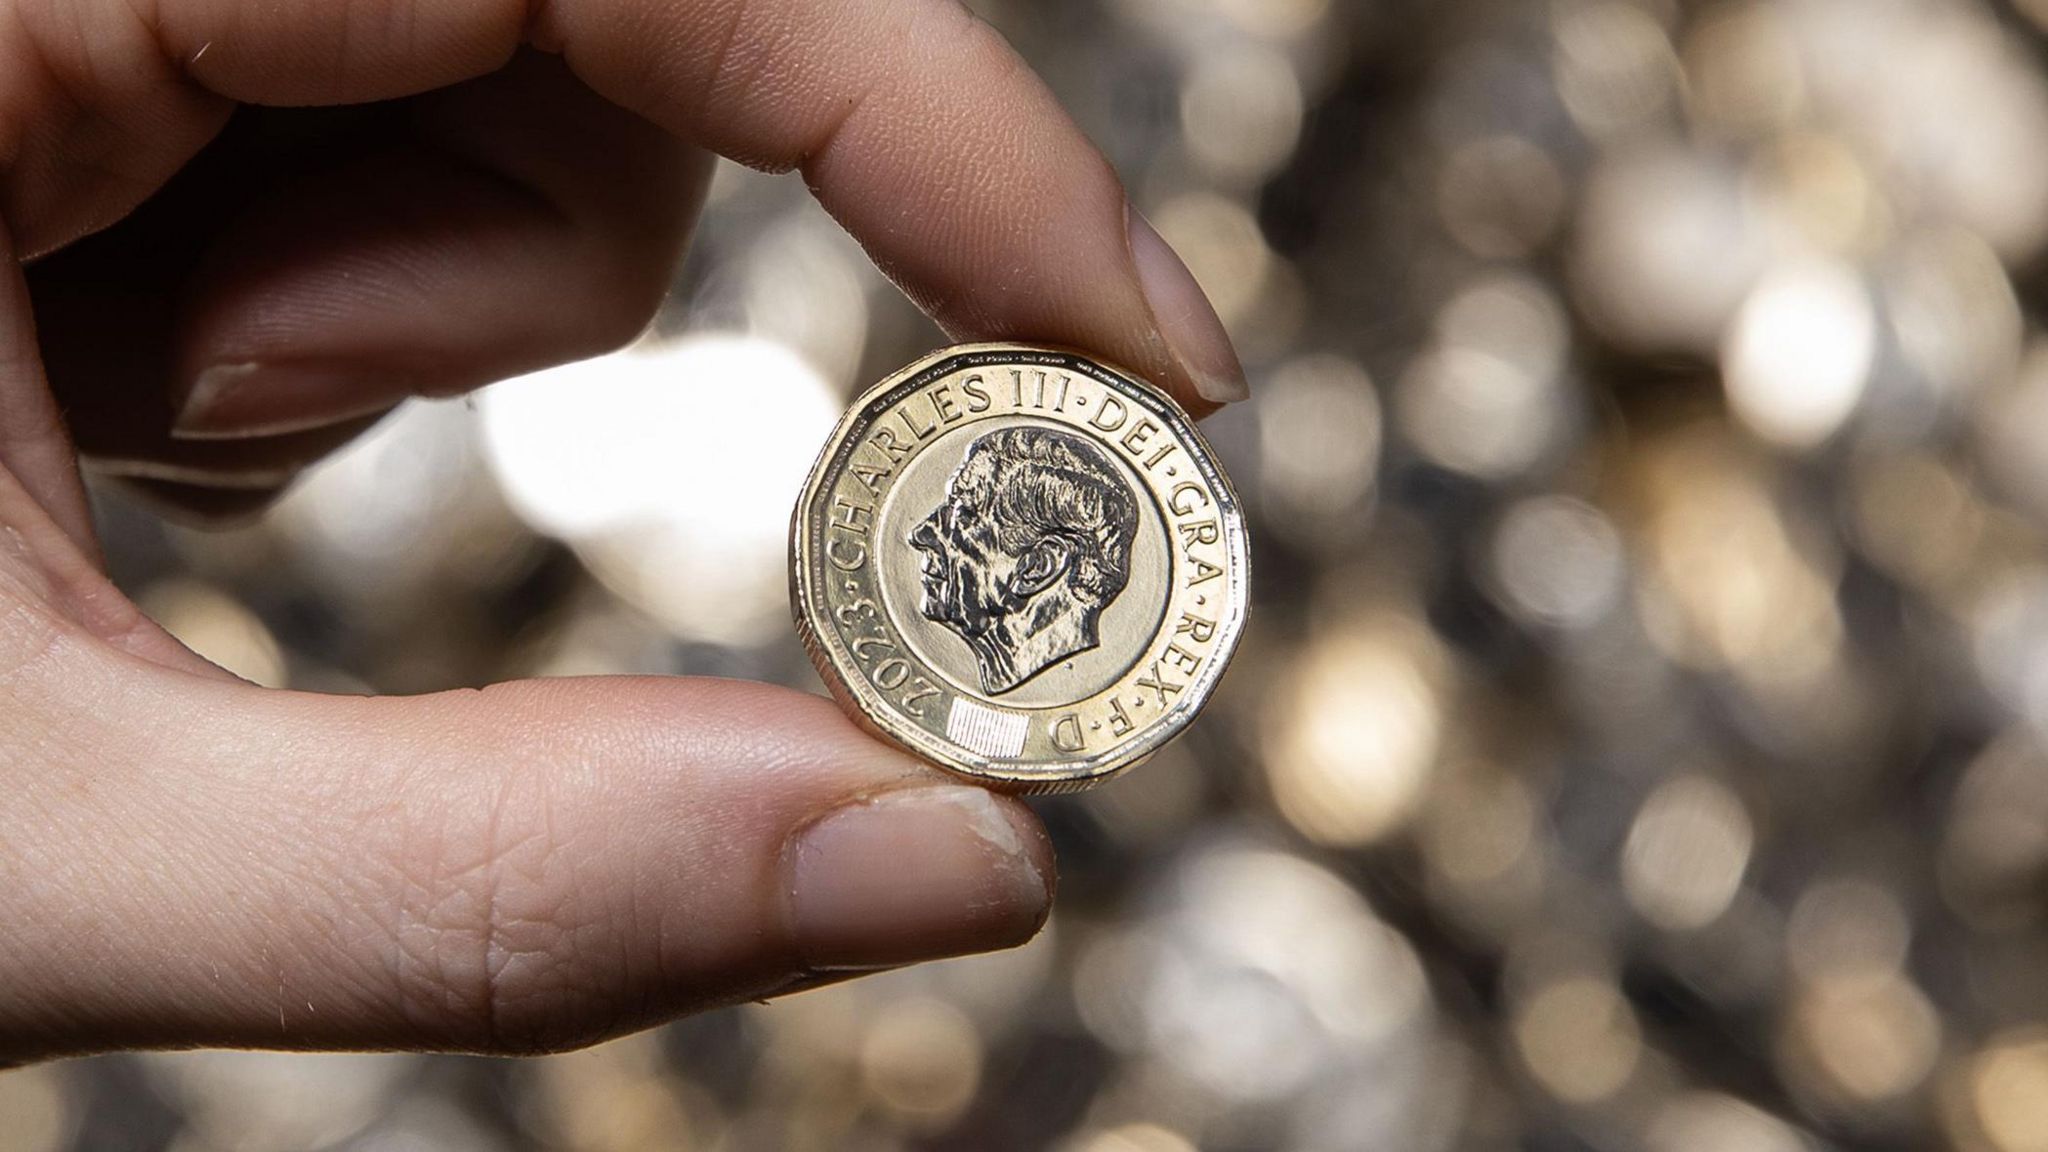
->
[1128,207,1250,404]
[174,361,407,441]
[90,457,299,488]
[786,785,1054,971]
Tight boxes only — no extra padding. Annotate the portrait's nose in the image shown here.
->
[910,513,941,551]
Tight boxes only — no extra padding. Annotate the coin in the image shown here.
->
[790,344,1249,792]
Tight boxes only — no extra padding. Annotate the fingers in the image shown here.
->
[25,52,706,508]
[0,660,1054,1058]
[548,0,1247,408]
[0,223,92,549]
[87,415,395,526]
[7,0,1245,419]
[547,0,1250,409]
[167,52,709,441]
[0,463,243,676]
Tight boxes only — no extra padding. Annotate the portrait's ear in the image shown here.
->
[1009,538,1073,600]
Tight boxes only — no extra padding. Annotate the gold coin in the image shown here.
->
[790,344,1250,792]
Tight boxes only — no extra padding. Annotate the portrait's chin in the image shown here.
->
[917,575,952,623]
[916,553,949,615]
[920,581,980,633]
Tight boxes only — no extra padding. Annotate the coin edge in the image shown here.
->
[789,343,1250,793]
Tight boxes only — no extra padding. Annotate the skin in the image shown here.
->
[0,0,1244,1060]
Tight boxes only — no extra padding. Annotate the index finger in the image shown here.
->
[4,0,1247,411]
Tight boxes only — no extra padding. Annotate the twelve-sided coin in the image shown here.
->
[791,344,1249,792]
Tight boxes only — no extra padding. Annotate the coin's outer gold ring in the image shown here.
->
[790,343,1249,793]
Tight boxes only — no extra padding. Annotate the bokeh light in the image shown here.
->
[1722,258,1874,449]
[1255,353,1380,551]
[1573,145,1767,352]
[1262,613,1446,847]
[860,998,984,1128]
[480,333,839,646]
[1786,969,1942,1107]
[1398,273,1576,478]
[1966,1029,2048,1152]
[1622,774,1754,933]
[1487,495,1627,629]
[139,579,288,688]
[1514,976,1642,1105]
[0,1066,74,1152]
[1180,46,1304,185]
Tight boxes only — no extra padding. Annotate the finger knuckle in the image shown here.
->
[382,766,627,1053]
[1,0,229,254]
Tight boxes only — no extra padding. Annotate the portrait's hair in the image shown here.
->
[954,427,1138,607]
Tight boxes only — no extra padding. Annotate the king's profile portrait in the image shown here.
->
[909,426,1141,694]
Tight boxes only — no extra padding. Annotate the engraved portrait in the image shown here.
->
[909,426,1141,694]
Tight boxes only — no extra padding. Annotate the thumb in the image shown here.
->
[0,653,1053,1059]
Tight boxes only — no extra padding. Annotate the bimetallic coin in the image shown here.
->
[791,344,1249,792]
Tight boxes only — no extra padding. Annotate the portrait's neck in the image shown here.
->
[972,594,1096,695]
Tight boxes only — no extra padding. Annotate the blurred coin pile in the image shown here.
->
[29,0,2048,1149]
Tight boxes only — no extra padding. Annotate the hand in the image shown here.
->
[0,0,1244,1059]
